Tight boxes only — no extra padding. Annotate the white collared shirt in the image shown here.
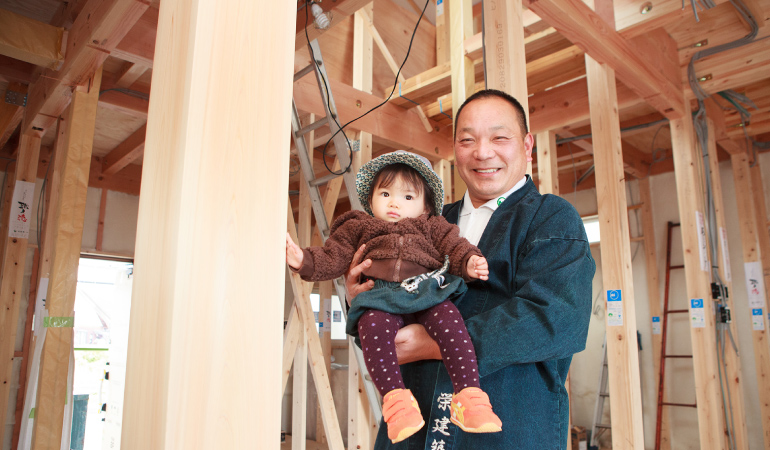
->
[457,176,528,246]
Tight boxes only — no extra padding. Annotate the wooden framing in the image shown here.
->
[585,53,645,449]
[101,124,146,176]
[670,115,725,450]
[450,0,473,200]
[31,67,102,450]
[120,0,296,447]
[0,132,42,445]
[0,9,64,69]
[536,131,558,195]
[704,122,749,450]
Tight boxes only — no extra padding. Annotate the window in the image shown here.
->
[309,293,348,340]
[582,215,601,244]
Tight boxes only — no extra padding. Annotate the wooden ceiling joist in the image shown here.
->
[524,0,686,120]
[0,8,64,69]
[102,123,145,175]
[21,0,150,135]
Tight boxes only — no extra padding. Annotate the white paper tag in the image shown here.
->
[690,299,705,328]
[333,310,341,322]
[320,296,331,335]
[752,309,765,331]
[745,261,766,308]
[436,0,444,16]
[720,227,731,282]
[695,211,709,272]
[579,442,587,450]
[9,180,35,239]
[607,290,623,326]
[652,316,661,335]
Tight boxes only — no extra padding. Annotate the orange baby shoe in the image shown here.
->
[383,388,425,443]
[449,387,502,433]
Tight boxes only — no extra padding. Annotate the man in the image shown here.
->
[348,89,595,449]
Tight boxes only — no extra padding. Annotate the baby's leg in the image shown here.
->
[358,309,406,397]
[415,301,480,393]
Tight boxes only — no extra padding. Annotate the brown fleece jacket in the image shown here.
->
[295,210,482,283]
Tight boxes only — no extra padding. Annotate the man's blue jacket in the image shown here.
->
[373,177,596,450]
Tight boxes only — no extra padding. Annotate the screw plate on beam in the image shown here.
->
[4,90,27,107]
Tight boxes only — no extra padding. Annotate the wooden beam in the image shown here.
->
[0,9,64,69]
[523,0,685,120]
[585,53,645,450]
[637,177,671,450]
[21,0,149,135]
[111,6,158,67]
[31,67,102,450]
[730,151,770,448]
[536,131,558,194]
[670,115,726,450]
[0,133,42,445]
[705,121,750,450]
[482,0,530,176]
[0,83,24,152]
[114,61,148,88]
[120,1,296,447]
[102,124,146,176]
[685,39,770,101]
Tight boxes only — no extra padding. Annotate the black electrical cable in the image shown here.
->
[304,0,430,176]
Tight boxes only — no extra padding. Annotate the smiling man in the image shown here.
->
[350,89,596,449]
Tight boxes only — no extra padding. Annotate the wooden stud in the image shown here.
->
[102,124,146,176]
[536,131,558,195]
[95,188,107,251]
[450,0,474,200]
[433,159,452,204]
[705,122,749,450]
[435,0,450,65]
[638,177,672,450]
[293,311,308,450]
[585,54,645,450]
[315,281,334,444]
[0,132,41,445]
[670,115,726,450]
[119,0,296,447]
[114,61,147,89]
[283,304,302,395]
[31,67,102,450]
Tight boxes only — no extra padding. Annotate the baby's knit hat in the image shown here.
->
[356,150,444,217]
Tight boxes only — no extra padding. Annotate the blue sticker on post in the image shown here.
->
[606,290,622,326]
[690,299,705,328]
[752,308,765,331]
[652,316,661,335]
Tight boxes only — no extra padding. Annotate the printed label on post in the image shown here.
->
[745,261,766,308]
[333,310,341,322]
[314,311,319,323]
[695,211,709,272]
[9,180,35,239]
[606,290,623,326]
[752,309,765,331]
[436,0,444,16]
[652,316,661,335]
[690,299,705,328]
[720,227,731,282]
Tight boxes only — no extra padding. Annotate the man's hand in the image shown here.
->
[345,244,374,305]
[286,233,304,270]
[467,255,489,280]
[395,324,442,364]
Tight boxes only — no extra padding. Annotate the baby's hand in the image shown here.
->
[467,255,489,280]
[286,233,304,270]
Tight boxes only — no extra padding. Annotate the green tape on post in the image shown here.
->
[43,316,74,328]
[29,408,35,418]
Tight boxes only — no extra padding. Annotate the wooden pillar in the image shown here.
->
[294,172,312,450]
[705,122,749,450]
[0,132,41,445]
[750,161,770,328]
[638,177,672,450]
[315,281,333,444]
[31,67,102,450]
[435,0,450,65]
[482,0,530,176]
[670,116,725,450]
[450,0,473,200]
[120,0,295,448]
[536,131,558,195]
[731,154,770,447]
[585,54,644,450]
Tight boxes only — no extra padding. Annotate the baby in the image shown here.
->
[286,150,501,443]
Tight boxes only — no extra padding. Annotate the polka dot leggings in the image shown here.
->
[358,300,480,397]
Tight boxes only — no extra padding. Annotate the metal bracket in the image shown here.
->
[5,89,27,107]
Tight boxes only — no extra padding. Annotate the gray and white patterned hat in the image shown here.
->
[356,150,444,216]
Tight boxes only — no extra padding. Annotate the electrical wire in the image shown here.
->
[304,0,430,176]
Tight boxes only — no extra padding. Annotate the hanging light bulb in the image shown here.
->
[312,3,331,30]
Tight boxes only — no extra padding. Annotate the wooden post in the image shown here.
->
[536,131,558,195]
[294,172,312,450]
[750,161,770,328]
[450,0,473,200]
[95,188,107,251]
[482,0,531,176]
[732,154,770,447]
[670,116,726,450]
[120,1,296,448]
[0,132,41,444]
[315,281,333,444]
[352,3,374,177]
[585,54,645,450]
[31,67,102,450]
[435,0,450,65]
[638,177,672,450]
[705,122,749,450]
